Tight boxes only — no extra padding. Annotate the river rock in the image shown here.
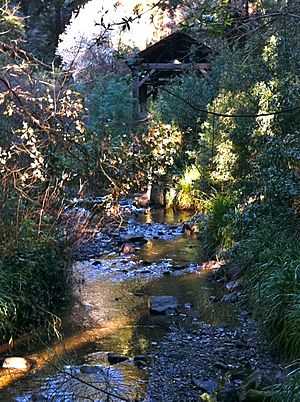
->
[134,355,148,368]
[201,260,222,270]
[193,379,218,393]
[135,193,150,207]
[134,355,147,363]
[120,244,135,254]
[226,280,240,292]
[123,235,147,245]
[171,264,188,271]
[92,260,102,266]
[150,186,166,206]
[79,365,105,374]
[182,223,199,236]
[2,357,30,370]
[107,353,129,364]
[148,295,179,314]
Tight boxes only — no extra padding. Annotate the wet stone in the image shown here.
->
[122,235,148,244]
[79,365,105,374]
[171,265,188,271]
[134,355,147,363]
[120,244,135,254]
[193,379,219,393]
[148,295,179,314]
[134,355,148,369]
[107,353,129,364]
[140,260,152,266]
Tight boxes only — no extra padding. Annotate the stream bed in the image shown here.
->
[0,208,282,401]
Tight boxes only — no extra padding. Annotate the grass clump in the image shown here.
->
[201,193,236,258]
[236,224,300,359]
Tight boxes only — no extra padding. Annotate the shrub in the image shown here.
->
[201,193,236,258]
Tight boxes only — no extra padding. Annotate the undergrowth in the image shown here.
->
[0,219,69,342]
[275,363,300,402]
[199,199,300,398]
[201,199,300,361]
[234,220,300,359]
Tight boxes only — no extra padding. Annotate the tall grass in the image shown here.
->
[201,195,300,361]
[276,363,300,402]
[201,193,235,258]
[0,219,69,342]
[234,219,300,359]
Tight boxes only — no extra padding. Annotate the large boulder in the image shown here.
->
[148,295,179,314]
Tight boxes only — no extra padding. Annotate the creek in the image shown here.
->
[1,207,277,401]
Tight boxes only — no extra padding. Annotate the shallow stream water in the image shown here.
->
[1,209,236,401]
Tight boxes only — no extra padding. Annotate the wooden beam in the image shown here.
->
[138,69,156,88]
[139,63,211,70]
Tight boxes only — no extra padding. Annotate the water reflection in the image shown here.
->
[1,209,236,401]
[135,208,195,224]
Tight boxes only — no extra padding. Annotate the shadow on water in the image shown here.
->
[0,209,237,401]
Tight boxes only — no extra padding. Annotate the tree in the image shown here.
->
[18,0,89,61]
[0,0,88,340]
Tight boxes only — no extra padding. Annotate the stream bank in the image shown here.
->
[0,206,284,401]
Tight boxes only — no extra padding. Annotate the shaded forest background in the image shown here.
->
[0,1,299,400]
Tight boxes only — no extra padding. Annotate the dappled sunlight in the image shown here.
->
[0,316,131,391]
[180,165,201,186]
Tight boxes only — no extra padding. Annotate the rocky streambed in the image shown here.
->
[0,206,284,401]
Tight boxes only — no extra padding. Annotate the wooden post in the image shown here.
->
[132,67,140,121]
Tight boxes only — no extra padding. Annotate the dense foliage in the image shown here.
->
[1,0,300,397]
[0,1,88,340]
[147,0,300,397]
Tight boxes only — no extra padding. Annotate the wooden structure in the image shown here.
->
[128,32,211,119]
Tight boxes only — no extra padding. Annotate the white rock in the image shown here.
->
[2,357,30,370]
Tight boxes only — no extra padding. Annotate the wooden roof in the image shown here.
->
[136,32,211,65]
